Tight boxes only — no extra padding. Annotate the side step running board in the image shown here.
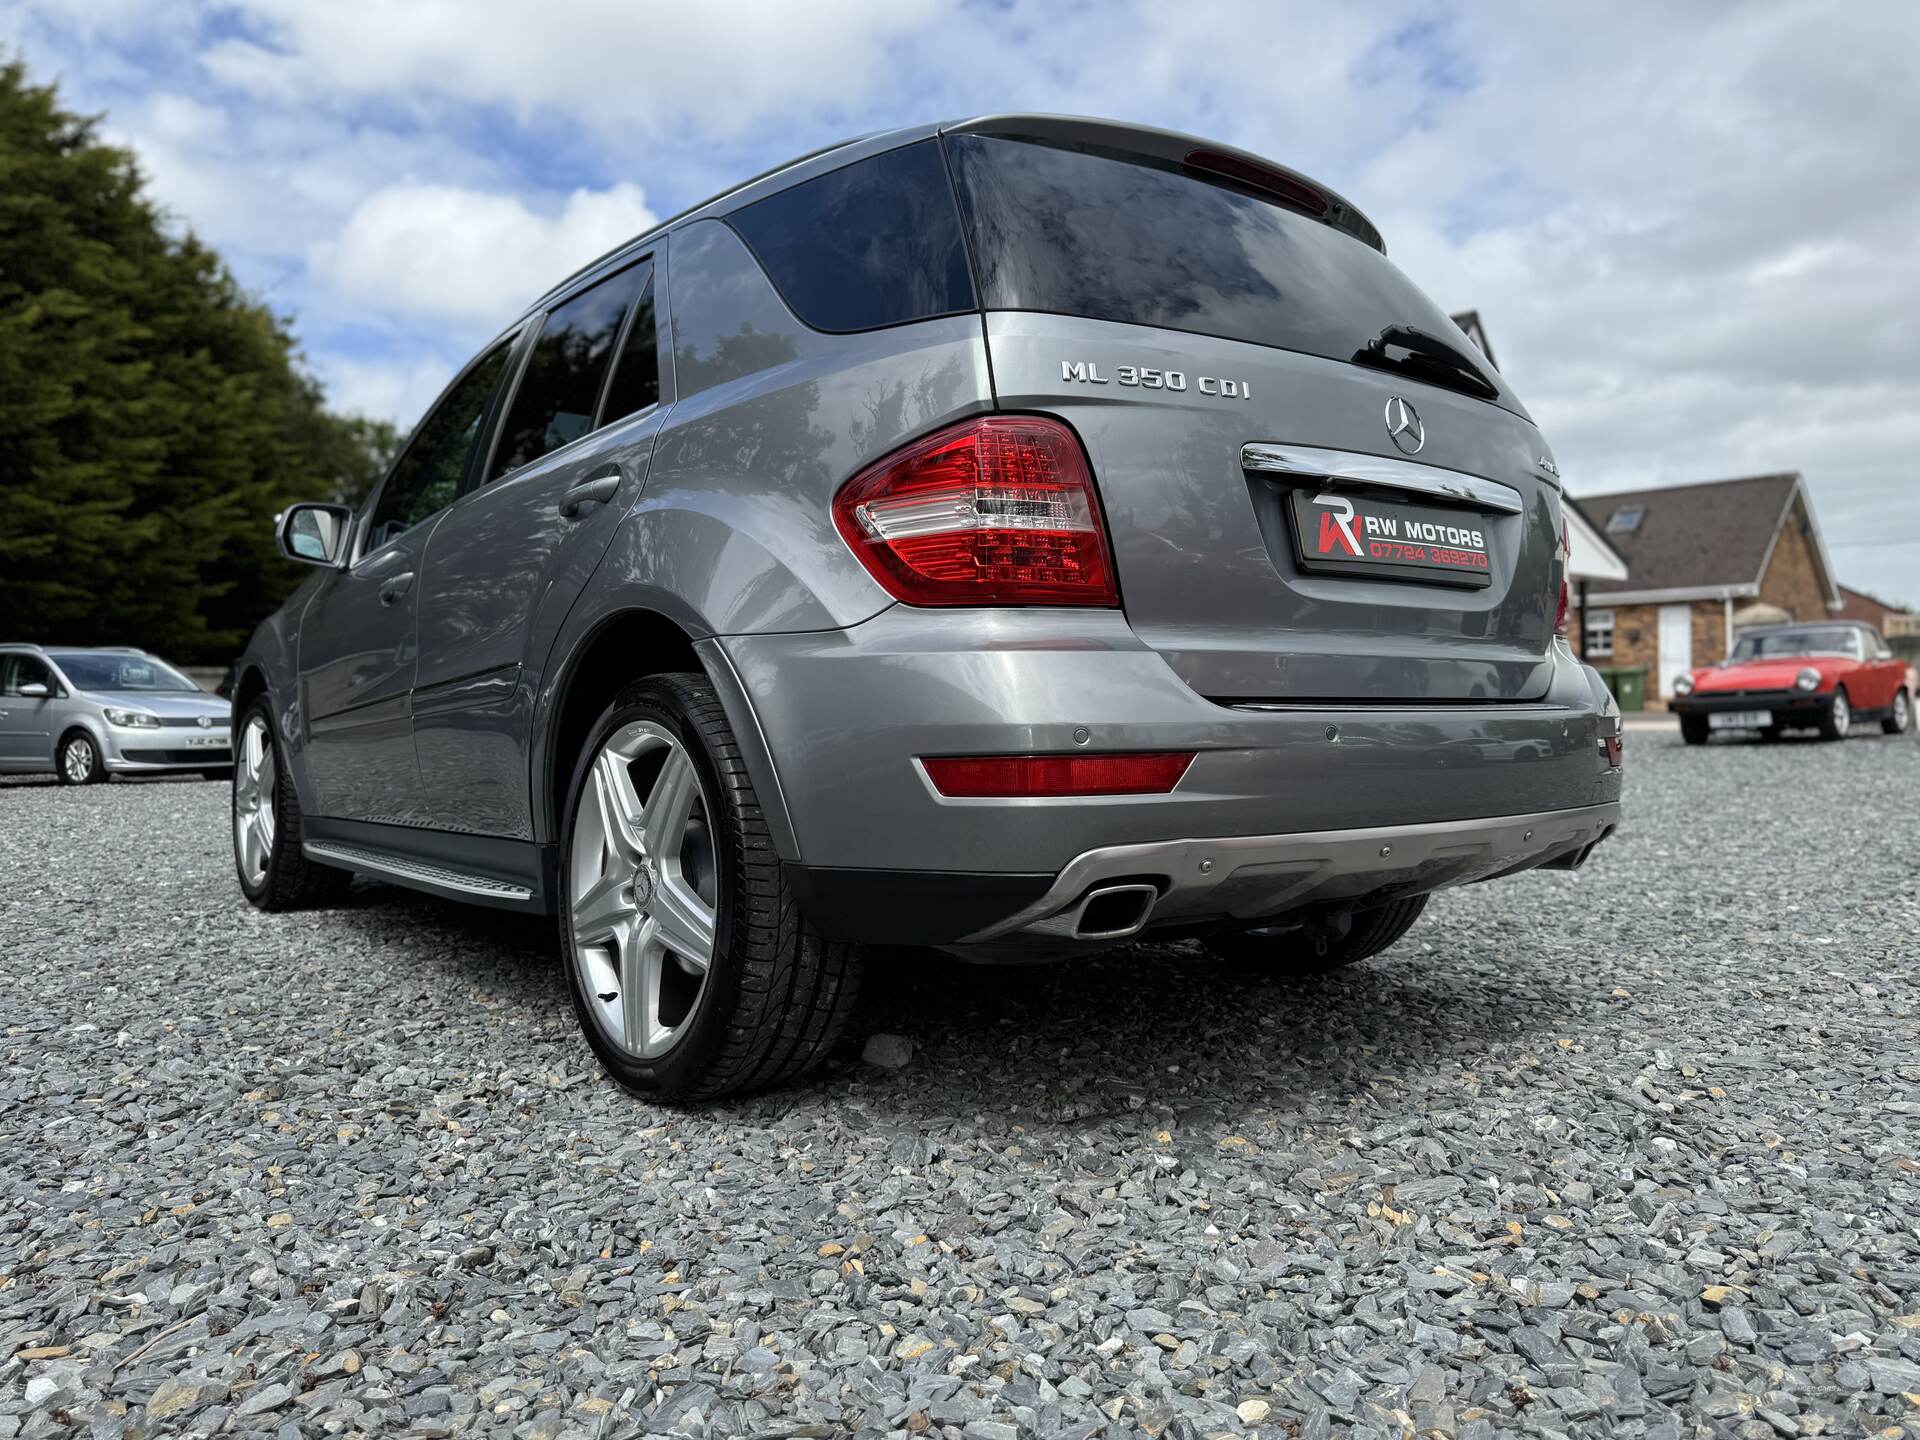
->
[304,840,535,903]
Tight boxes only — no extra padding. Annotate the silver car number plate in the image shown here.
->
[1708,710,1772,729]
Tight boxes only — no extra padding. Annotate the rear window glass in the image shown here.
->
[728,139,975,333]
[945,134,1516,407]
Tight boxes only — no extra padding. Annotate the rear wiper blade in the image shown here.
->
[1352,324,1499,401]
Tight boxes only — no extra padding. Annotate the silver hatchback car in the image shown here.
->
[233,116,1623,1099]
[0,644,232,783]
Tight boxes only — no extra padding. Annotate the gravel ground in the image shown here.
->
[3,730,1918,1440]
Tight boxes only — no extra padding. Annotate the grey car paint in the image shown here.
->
[233,113,1620,950]
[0,645,231,776]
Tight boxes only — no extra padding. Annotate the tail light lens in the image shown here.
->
[922,752,1195,798]
[833,416,1118,607]
[1553,514,1571,639]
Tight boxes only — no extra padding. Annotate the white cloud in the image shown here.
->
[312,181,658,330]
[199,0,946,137]
[314,351,466,426]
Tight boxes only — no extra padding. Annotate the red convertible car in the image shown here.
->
[1672,621,1916,744]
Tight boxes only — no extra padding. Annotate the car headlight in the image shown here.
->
[1794,667,1821,692]
[103,707,160,728]
[1672,674,1694,697]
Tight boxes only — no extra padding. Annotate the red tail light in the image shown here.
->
[833,416,1118,607]
[1553,515,1571,638]
[922,752,1195,798]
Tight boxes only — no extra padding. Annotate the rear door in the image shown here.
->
[945,126,1565,703]
[299,336,519,823]
[411,252,666,838]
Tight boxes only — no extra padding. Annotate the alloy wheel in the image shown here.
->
[61,736,94,783]
[1832,691,1850,738]
[1897,691,1911,732]
[568,721,719,1060]
[233,715,277,888]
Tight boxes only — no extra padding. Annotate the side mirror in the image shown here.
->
[18,682,49,699]
[276,502,355,567]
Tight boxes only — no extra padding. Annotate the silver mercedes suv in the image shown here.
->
[232,116,1623,1099]
[0,644,232,782]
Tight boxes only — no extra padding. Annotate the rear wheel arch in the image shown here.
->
[540,608,703,846]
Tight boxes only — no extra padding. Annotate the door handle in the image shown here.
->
[379,571,416,606]
[559,467,623,518]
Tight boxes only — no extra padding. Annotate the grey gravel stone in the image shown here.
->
[862,1032,915,1069]
[2,736,1917,1439]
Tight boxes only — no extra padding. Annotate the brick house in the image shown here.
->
[1572,473,1841,703]
[1834,583,1916,635]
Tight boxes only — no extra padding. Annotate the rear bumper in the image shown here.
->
[714,610,1623,944]
[787,801,1619,948]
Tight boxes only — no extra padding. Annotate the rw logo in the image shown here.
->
[1313,494,1361,557]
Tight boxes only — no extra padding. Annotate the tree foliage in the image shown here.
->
[0,58,398,662]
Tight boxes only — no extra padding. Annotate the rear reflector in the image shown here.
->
[922,752,1195,798]
[833,416,1118,606]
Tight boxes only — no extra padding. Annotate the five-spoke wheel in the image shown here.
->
[233,712,277,890]
[558,674,861,1100]
[568,721,719,1061]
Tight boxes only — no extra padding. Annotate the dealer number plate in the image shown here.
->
[1708,710,1773,730]
[1287,489,1493,589]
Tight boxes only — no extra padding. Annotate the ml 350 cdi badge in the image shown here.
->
[232,116,1623,1099]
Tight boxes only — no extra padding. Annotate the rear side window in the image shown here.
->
[945,134,1517,409]
[600,275,659,424]
[369,338,516,550]
[728,140,974,333]
[493,260,651,478]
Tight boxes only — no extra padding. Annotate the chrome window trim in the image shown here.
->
[1241,442,1525,514]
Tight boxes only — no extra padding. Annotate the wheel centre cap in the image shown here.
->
[632,859,657,907]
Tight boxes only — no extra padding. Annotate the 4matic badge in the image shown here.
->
[1061,360,1252,399]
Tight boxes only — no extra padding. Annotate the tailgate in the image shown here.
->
[989,313,1563,703]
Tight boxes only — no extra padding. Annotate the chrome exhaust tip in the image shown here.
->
[1070,882,1159,940]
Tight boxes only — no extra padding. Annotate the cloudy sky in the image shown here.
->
[8,0,1918,602]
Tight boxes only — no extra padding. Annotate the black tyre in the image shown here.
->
[1883,688,1913,737]
[558,672,861,1101]
[1205,894,1430,973]
[232,698,350,910]
[1679,714,1711,746]
[57,730,105,784]
[1815,687,1852,742]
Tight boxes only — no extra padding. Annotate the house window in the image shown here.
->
[1605,506,1644,534]
[1585,609,1615,658]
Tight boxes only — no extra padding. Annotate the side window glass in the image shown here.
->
[368,338,515,550]
[728,140,974,333]
[601,275,659,425]
[492,261,648,479]
[5,656,51,695]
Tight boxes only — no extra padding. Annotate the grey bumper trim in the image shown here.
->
[966,801,1622,942]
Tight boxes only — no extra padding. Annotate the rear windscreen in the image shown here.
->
[944,133,1519,410]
